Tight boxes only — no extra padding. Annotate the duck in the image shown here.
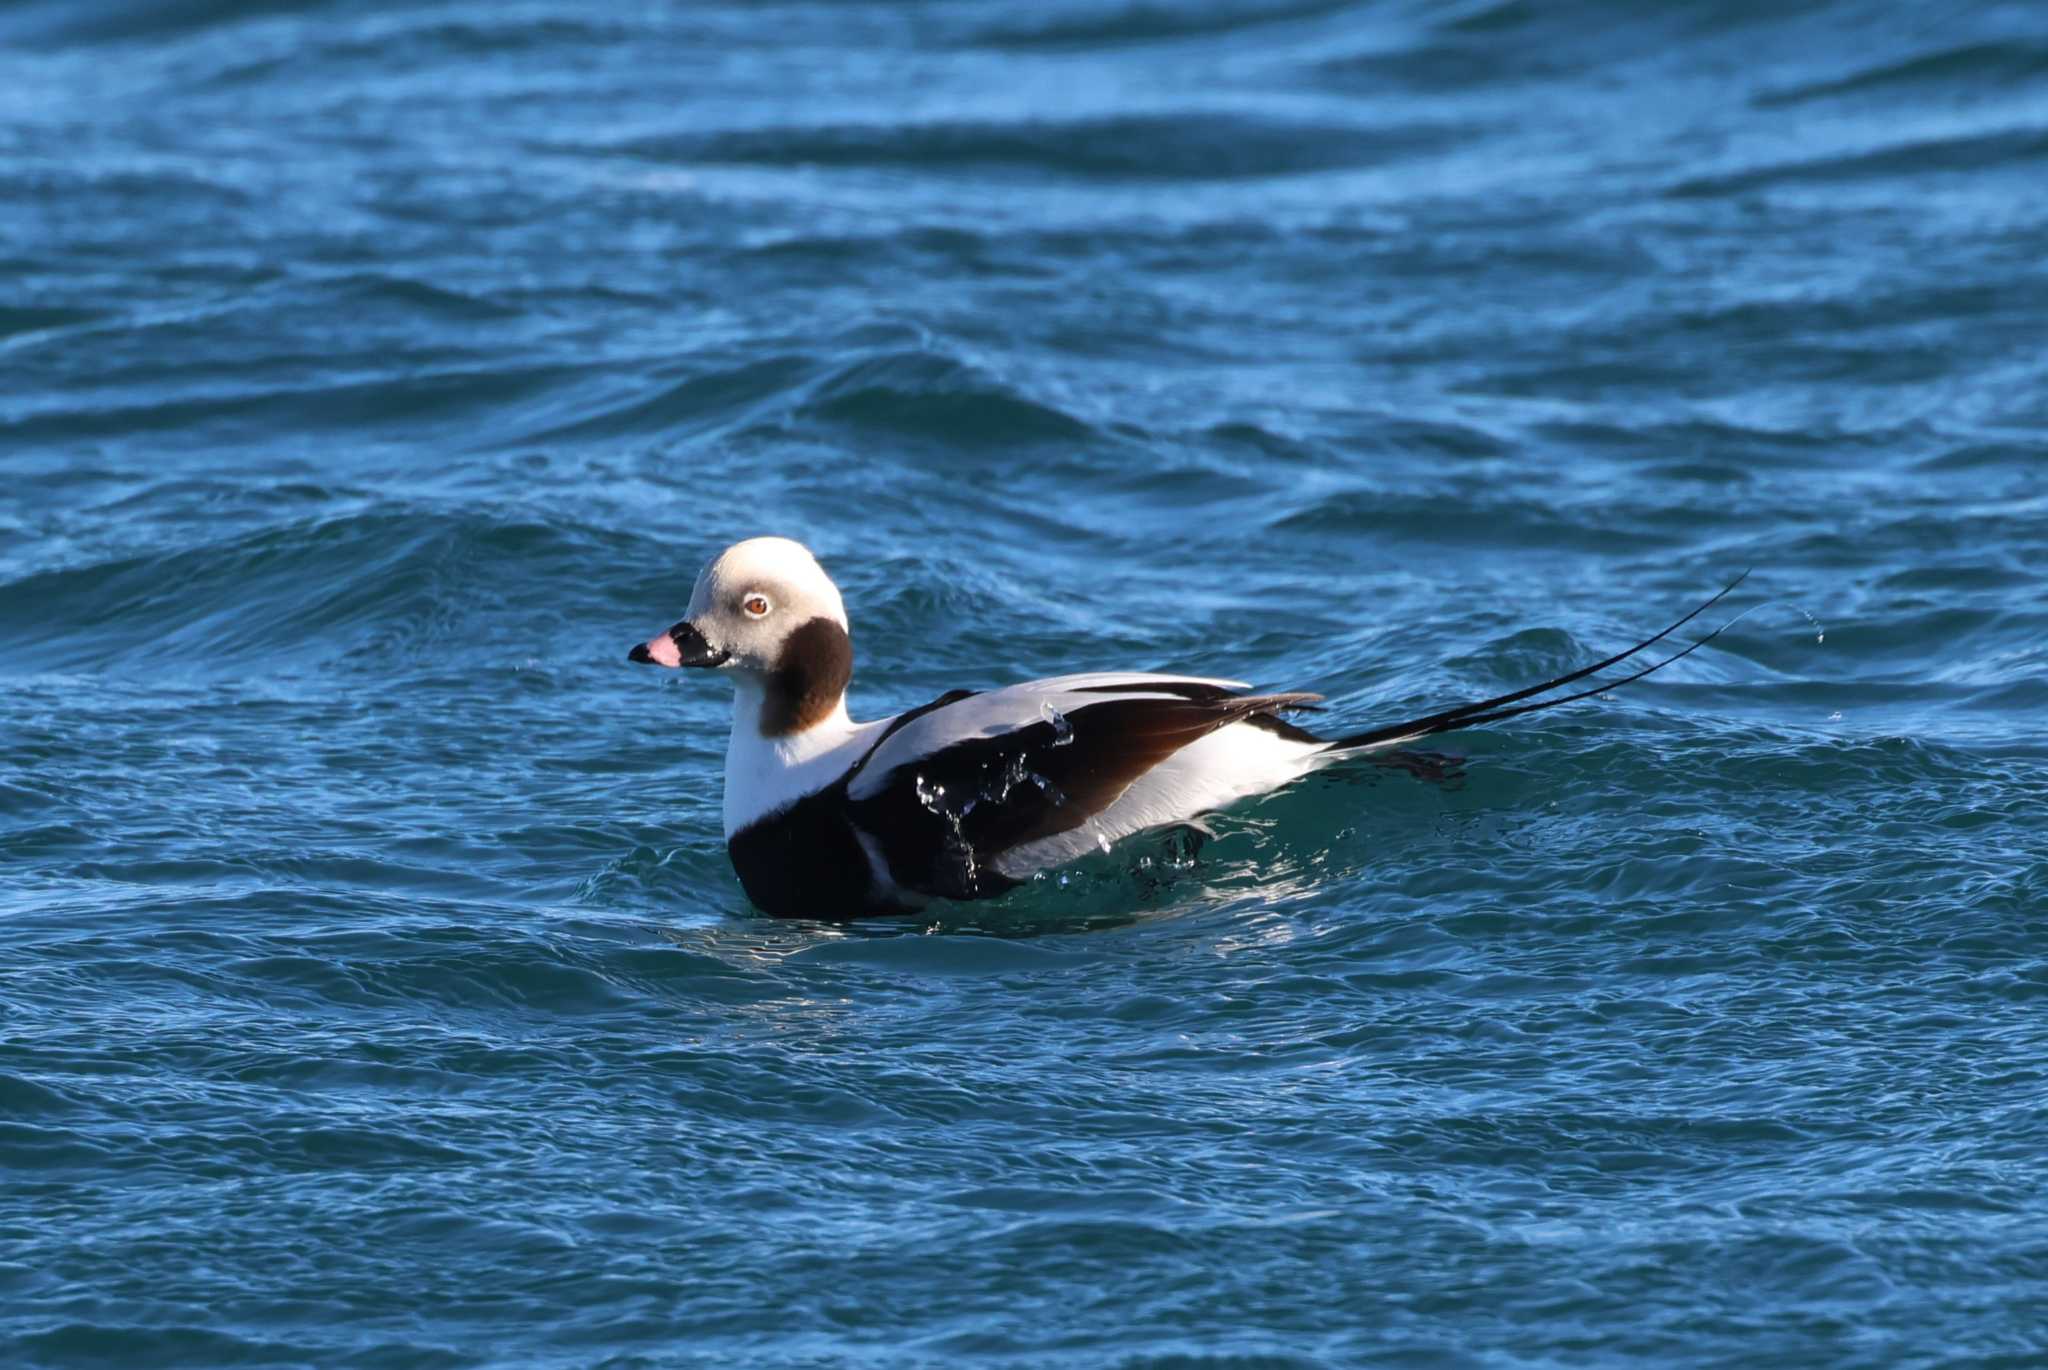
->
[629,537,1740,918]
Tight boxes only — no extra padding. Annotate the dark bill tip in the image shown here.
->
[628,621,726,669]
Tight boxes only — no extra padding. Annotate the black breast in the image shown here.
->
[725,790,887,919]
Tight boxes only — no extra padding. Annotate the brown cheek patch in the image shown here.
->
[759,617,853,736]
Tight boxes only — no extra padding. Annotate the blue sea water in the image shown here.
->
[5,0,2048,1364]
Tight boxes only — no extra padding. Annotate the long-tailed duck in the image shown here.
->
[630,537,1741,918]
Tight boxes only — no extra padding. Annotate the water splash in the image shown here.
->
[913,736,1079,893]
[1783,601,1827,645]
[976,749,1068,810]
[915,771,977,885]
[1716,597,1828,646]
[1040,700,1075,745]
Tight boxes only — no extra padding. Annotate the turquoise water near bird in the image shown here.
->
[4,1,2048,1365]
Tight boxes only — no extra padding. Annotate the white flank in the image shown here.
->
[992,719,1331,878]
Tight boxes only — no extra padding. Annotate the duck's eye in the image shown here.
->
[742,594,771,618]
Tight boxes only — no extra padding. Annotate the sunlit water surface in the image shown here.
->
[5,1,2048,1365]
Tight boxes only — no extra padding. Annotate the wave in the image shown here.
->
[0,506,625,677]
[613,111,1465,182]
[1,362,583,447]
[0,0,348,45]
[0,304,103,343]
[192,14,633,85]
[798,349,1099,449]
[1266,488,1676,555]
[1756,39,2048,108]
[2,262,593,446]
[1669,126,2048,198]
[505,341,1101,452]
[968,0,1364,49]
[523,353,822,445]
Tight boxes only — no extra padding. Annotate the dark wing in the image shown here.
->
[845,683,1319,900]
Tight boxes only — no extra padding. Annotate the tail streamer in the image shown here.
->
[1327,571,1751,753]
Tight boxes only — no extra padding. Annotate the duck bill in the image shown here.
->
[627,620,729,669]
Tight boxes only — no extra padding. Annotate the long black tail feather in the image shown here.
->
[1326,571,1749,753]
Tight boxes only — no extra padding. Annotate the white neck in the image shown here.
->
[720,673,880,837]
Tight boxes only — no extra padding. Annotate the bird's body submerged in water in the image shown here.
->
[630,537,1740,919]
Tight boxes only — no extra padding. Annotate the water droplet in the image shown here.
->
[915,773,977,883]
[1040,700,1074,746]
[987,752,1030,804]
[1781,602,1828,646]
[1704,595,1826,652]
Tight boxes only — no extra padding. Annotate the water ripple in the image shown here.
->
[6,0,2048,1365]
